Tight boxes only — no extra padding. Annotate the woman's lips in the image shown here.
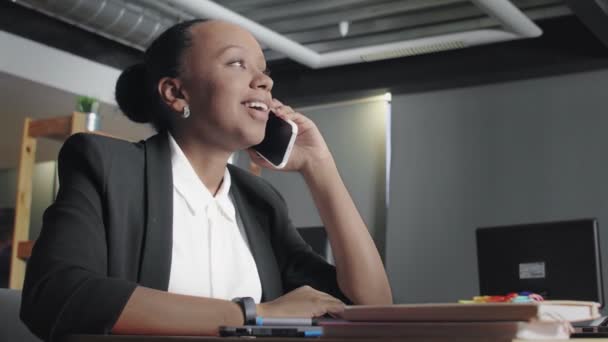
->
[243,100,269,111]
[242,101,270,121]
[243,103,269,121]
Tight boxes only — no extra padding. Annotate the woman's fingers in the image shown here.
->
[326,304,346,318]
[271,98,285,108]
[313,299,345,318]
[272,99,299,120]
[261,286,345,318]
[273,105,297,121]
[306,287,345,315]
[271,99,316,131]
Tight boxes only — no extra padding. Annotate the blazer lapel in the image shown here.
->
[138,132,173,290]
[230,176,283,301]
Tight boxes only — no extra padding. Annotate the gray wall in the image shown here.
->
[0,161,57,239]
[387,69,608,304]
[236,98,389,256]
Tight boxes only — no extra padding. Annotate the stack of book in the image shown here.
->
[319,300,601,340]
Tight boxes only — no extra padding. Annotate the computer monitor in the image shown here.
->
[476,218,604,306]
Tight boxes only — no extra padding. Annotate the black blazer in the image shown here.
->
[20,132,345,341]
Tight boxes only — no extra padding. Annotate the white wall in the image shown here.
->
[387,68,608,304]
[0,30,120,105]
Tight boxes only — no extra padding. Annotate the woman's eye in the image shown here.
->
[229,60,245,68]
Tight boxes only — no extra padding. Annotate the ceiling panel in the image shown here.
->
[12,0,571,67]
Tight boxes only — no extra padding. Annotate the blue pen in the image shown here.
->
[256,316,314,326]
[304,330,323,337]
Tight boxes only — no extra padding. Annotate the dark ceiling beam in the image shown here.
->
[0,0,142,71]
[563,0,608,48]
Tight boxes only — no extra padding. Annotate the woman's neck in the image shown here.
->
[172,134,232,196]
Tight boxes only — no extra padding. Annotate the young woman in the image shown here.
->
[21,19,391,341]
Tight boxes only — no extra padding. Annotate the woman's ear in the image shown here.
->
[158,77,189,113]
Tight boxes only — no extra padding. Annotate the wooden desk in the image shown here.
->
[61,336,407,342]
[61,336,414,342]
[60,336,608,342]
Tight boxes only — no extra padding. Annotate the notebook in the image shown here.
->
[319,320,572,340]
[339,301,601,323]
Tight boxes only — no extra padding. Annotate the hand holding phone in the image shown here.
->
[251,111,298,169]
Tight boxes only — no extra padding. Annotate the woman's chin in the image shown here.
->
[249,128,266,145]
[252,134,265,146]
[236,129,265,150]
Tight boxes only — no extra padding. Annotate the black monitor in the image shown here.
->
[476,218,604,306]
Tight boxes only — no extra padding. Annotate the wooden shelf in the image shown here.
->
[28,115,75,141]
[17,240,34,260]
[9,112,88,289]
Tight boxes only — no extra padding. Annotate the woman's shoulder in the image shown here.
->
[65,132,143,148]
[59,133,147,176]
[61,132,145,160]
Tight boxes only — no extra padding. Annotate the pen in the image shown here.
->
[256,317,314,326]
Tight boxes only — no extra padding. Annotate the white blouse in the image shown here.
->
[167,134,262,302]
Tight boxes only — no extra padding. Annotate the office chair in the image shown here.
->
[0,288,41,342]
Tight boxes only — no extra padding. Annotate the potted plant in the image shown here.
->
[76,96,101,131]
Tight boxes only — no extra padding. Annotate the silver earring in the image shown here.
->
[182,105,190,119]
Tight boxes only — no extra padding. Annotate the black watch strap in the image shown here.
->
[232,297,256,325]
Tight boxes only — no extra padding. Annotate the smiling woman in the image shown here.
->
[20,19,392,341]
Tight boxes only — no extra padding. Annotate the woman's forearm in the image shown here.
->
[112,286,243,335]
[302,157,392,305]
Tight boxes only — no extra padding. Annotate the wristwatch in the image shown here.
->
[232,297,256,325]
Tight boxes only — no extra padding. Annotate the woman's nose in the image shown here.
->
[252,72,273,92]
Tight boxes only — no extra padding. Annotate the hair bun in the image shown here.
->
[115,63,152,123]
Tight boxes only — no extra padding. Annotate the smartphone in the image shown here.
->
[219,325,322,338]
[252,111,298,169]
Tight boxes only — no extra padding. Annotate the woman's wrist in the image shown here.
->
[256,302,269,318]
[301,151,336,180]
